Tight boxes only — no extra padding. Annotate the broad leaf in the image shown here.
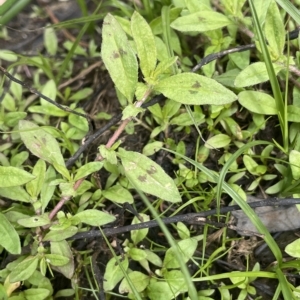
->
[171,11,233,32]
[0,166,35,187]
[234,62,284,87]
[119,271,149,294]
[131,214,150,245]
[285,238,300,258]
[163,238,197,268]
[26,159,46,199]
[0,213,21,254]
[43,226,78,242]
[19,120,65,167]
[265,1,285,60]
[102,185,134,204]
[24,288,50,300]
[18,214,51,228]
[238,91,277,115]
[154,73,236,105]
[73,209,116,226]
[289,150,300,180]
[44,254,69,266]
[103,256,129,291]
[205,134,231,149]
[101,13,138,102]
[131,11,157,78]
[50,240,74,279]
[74,162,103,181]
[0,186,30,202]
[118,148,181,203]
[287,105,300,122]
[10,256,39,282]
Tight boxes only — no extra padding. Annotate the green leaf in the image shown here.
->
[43,226,78,242]
[26,159,46,199]
[10,256,39,282]
[142,141,163,156]
[50,240,74,279]
[74,162,103,181]
[101,13,138,102]
[44,27,58,55]
[289,150,300,180]
[163,238,197,268]
[23,288,50,300]
[44,254,69,266]
[238,91,277,115]
[265,1,285,60]
[17,214,51,228]
[119,271,149,294]
[40,80,67,117]
[234,62,284,87]
[131,214,150,245]
[0,186,30,202]
[151,56,178,81]
[285,238,300,258]
[128,248,147,261]
[41,166,56,213]
[171,11,233,32]
[118,148,181,203]
[0,166,35,187]
[164,270,188,293]
[131,11,157,78]
[205,134,231,149]
[122,104,145,120]
[154,73,236,105]
[0,213,20,254]
[73,209,116,226]
[0,50,17,62]
[287,105,300,122]
[19,120,65,167]
[102,185,134,204]
[103,256,129,291]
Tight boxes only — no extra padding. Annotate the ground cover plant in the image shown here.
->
[2,0,300,299]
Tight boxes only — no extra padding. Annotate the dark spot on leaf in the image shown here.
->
[189,90,198,95]
[119,49,127,56]
[103,22,110,25]
[146,166,157,175]
[34,218,39,222]
[42,138,46,144]
[192,81,201,89]
[138,175,147,182]
[198,17,205,22]
[113,52,120,59]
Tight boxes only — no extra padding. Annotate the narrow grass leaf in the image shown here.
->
[234,62,284,87]
[154,73,236,105]
[19,120,65,167]
[0,213,20,254]
[171,11,233,32]
[101,13,138,102]
[0,166,35,187]
[118,148,181,203]
[238,91,277,115]
[131,11,157,78]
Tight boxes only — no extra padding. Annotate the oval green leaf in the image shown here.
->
[19,120,65,167]
[238,91,277,115]
[18,214,51,228]
[73,209,116,226]
[205,134,231,149]
[154,73,236,105]
[102,185,134,204]
[0,213,21,254]
[10,256,39,282]
[171,11,233,32]
[118,148,181,203]
[131,11,157,78]
[74,162,103,181]
[234,62,284,87]
[101,13,138,102]
[0,166,35,187]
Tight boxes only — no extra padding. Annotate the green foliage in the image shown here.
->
[2,0,300,299]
